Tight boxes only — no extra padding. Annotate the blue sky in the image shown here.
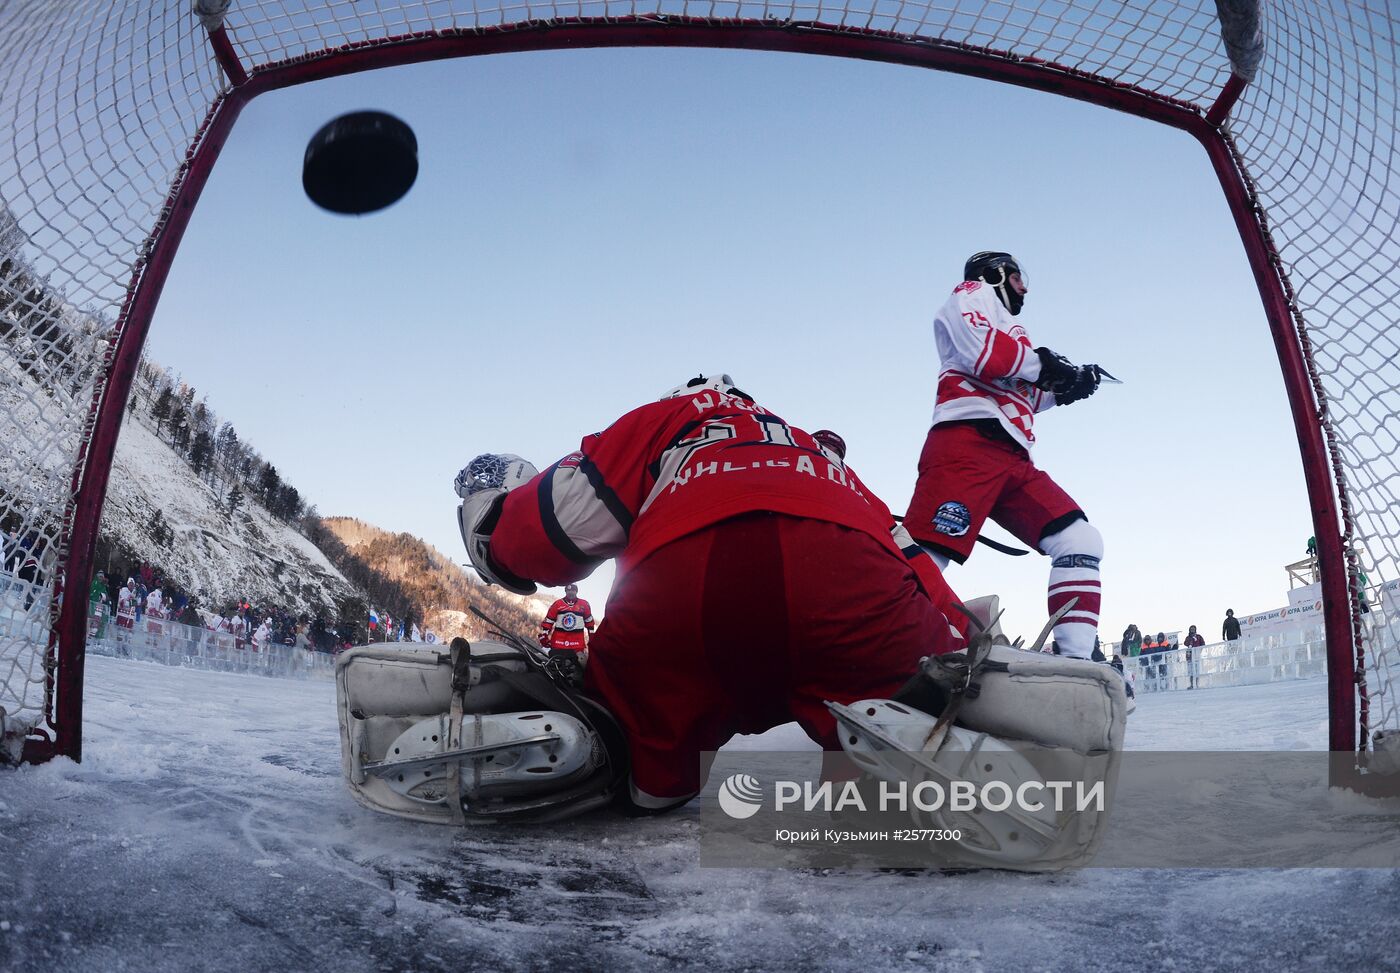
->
[145,46,1312,644]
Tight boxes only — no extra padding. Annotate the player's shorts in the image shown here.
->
[582,512,953,806]
[904,420,1083,564]
[545,632,587,653]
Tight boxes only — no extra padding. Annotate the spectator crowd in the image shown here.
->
[86,559,363,655]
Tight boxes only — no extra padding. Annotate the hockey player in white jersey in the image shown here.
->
[904,251,1108,660]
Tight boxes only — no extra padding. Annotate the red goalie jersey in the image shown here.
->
[484,383,967,803]
[489,387,963,639]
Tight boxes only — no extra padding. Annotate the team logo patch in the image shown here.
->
[557,611,581,631]
[931,501,972,537]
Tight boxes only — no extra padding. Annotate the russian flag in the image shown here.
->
[368,608,379,629]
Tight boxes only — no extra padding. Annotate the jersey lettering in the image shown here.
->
[754,413,798,448]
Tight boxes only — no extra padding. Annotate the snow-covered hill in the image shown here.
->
[322,516,552,640]
[98,416,356,613]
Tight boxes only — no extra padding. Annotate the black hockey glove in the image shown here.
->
[1056,365,1103,405]
[1033,347,1078,393]
[1033,348,1102,406]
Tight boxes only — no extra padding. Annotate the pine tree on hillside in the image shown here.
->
[170,404,189,449]
[259,464,281,506]
[151,386,173,435]
[227,483,244,517]
[272,483,302,522]
[149,508,171,547]
[214,423,239,497]
[189,430,213,476]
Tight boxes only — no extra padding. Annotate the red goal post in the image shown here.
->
[0,2,1393,784]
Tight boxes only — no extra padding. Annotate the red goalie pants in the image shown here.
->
[904,421,1082,563]
[582,512,954,806]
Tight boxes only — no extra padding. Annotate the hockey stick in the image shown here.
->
[1028,596,1078,654]
[468,604,549,668]
[468,603,587,688]
[892,515,1031,557]
[974,535,1031,556]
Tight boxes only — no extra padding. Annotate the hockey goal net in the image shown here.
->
[0,1,1395,780]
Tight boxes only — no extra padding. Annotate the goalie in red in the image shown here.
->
[335,373,1128,861]
[903,251,1110,660]
[454,375,966,812]
[539,583,595,658]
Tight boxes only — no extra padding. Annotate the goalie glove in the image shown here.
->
[455,453,540,595]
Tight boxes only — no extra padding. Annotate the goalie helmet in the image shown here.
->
[454,453,541,595]
[454,453,538,499]
[964,251,1027,316]
[659,373,753,402]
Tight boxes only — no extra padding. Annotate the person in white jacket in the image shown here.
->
[252,617,273,651]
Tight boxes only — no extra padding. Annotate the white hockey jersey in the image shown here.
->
[929,280,1056,450]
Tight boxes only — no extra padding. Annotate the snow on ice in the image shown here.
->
[1,658,1397,973]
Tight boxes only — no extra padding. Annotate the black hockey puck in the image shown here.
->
[302,110,418,215]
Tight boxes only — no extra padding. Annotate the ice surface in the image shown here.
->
[1,658,1396,973]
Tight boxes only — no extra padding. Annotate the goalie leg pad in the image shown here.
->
[926,643,1127,753]
[831,646,1127,870]
[831,700,1067,867]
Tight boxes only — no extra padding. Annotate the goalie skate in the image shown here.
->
[364,710,600,809]
[337,640,622,825]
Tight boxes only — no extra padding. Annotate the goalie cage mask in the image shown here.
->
[454,453,537,499]
[659,373,753,402]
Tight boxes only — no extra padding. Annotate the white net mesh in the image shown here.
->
[1226,1,1400,747]
[0,0,1394,760]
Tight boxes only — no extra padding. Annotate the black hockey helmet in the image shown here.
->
[964,251,1027,316]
